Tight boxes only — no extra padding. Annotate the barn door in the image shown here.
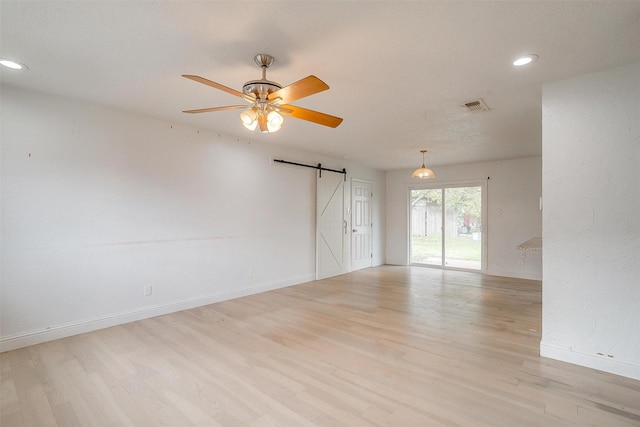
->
[316,170,346,280]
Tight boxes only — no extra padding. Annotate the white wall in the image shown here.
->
[386,157,542,280]
[0,85,385,351]
[541,62,640,380]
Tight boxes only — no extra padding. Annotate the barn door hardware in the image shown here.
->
[273,158,347,181]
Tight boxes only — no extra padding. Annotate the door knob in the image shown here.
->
[352,229,357,232]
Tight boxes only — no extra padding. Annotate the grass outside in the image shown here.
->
[411,235,481,263]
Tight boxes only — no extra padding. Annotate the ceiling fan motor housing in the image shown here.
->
[243,80,282,100]
[243,54,283,100]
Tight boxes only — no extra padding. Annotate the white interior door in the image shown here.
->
[351,179,372,270]
[316,171,346,280]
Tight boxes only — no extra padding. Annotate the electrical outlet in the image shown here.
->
[248,269,254,278]
[144,285,152,296]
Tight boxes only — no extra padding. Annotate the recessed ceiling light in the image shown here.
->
[513,54,538,67]
[0,59,29,70]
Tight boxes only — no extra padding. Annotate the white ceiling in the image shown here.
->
[2,1,639,170]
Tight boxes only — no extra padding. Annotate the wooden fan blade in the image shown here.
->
[183,105,248,114]
[258,114,268,132]
[279,104,343,128]
[268,75,329,104]
[182,74,255,102]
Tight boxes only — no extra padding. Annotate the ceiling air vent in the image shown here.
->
[463,99,490,112]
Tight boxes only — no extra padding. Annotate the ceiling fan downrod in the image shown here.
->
[254,54,274,80]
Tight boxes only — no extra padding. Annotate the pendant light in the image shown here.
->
[412,150,435,179]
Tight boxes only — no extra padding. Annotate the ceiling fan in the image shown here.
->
[182,54,343,133]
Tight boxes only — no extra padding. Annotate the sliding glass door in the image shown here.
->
[410,184,484,271]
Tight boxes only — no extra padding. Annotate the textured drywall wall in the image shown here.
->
[541,62,640,380]
[0,85,385,350]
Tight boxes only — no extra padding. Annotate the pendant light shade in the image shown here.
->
[267,110,283,132]
[412,150,435,179]
[240,108,259,130]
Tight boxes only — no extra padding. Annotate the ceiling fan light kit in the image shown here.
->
[182,54,343,134]
[412,150,436,179]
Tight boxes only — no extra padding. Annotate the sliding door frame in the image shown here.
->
[408,180,488,273]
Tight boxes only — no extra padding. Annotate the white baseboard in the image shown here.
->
[485,267,542,281]
[540,341,640,381]
[0,274,314,353]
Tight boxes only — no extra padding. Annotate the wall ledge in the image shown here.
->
[540,341,640,381]
[0,274,314,353]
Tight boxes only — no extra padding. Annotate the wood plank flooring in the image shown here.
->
[2,266,639,426]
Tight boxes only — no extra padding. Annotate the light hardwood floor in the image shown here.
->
[2,266,639,426]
